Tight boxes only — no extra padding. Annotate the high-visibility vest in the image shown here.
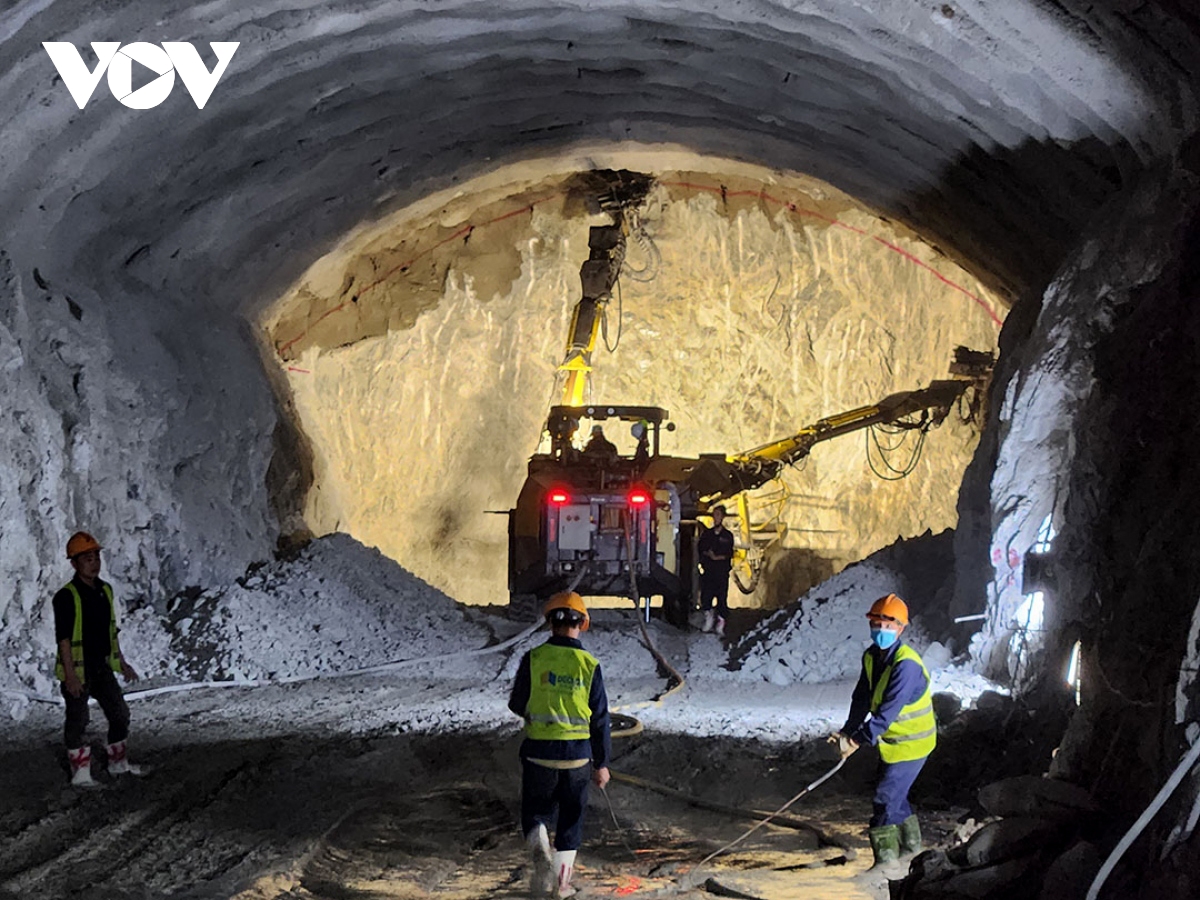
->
[524,643,598,742]
[54,581,121,682]
[863,644,937,763]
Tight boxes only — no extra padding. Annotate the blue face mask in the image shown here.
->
[870,628,898,650]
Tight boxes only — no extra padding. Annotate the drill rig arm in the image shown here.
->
[558,216,627,407]
[684,375,982,505]
[729,379,972,479]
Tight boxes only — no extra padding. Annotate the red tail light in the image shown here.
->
[628,489,650,506]
[548,490,571,505]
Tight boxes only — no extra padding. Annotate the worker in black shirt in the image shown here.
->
[697,506,735,636]
[52,531,141,786]
[582,425,618,461]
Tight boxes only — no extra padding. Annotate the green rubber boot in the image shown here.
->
[868,824,901,867]
[899,814,922,855]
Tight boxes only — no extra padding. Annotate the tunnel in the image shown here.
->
[2,2,1200,898]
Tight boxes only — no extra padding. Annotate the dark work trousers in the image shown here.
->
[699,570,730,617]
[61,665,130,749]
[521,760,591,851]
[871,756,928,827]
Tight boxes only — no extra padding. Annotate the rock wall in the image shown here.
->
[266,162,1003,607]
[0,257,279,692]
[958,143,1200,844]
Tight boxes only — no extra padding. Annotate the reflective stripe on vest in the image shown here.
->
[54,582,121,682]
[525,643,598,742]
[863,644,937,763]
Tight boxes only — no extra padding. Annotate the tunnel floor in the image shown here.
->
[0,675,986,900]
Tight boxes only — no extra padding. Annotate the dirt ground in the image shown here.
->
[0,673,981,900]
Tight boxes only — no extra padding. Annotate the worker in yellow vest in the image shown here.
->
[508,592,611,898]
[829,593,937,868]
[52,531,141,787]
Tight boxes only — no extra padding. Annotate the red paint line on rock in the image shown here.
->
[276,176,1003,359]
[660,179,1002,327]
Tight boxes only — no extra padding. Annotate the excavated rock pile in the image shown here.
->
[160,533,494,683]
[729,529,958,685]
[895,775,1103,900]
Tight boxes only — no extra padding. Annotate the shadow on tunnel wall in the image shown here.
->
[909,134,1134,663]
[752,547,838,611]
[1047,155,1200,885]
[259,342,316,559]
[937,134,1200,896]
[894,134,1129,302]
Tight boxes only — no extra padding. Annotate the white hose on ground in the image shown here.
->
[3,688,61,705]
[3,617,546,707]
[1086,734,1200,900]
[697,756,847,868]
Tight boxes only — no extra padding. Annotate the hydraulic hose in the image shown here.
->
[4,617,547,706]
[1086,735,1200,900]
[621,522,686,704]
[609,770,845,847]
[697,757,847,867]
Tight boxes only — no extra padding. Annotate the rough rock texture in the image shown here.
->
[0,2,1193,621]
[267,163,1000,606]
[0,253,277,672]
[728,529,958,685]
[1,2,1200,889]
[163,532,493,684]
[954,147,1200,861]
[896,777,1101,899]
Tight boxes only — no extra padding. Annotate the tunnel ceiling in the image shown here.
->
[2,0,1198,317]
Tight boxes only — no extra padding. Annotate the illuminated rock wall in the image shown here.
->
[268,157,1003,607]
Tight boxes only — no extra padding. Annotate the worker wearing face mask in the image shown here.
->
[829,593,936,869]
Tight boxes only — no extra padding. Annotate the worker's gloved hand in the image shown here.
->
[120,658,140,683]
[826,732,859,759]
[593,766,611,790]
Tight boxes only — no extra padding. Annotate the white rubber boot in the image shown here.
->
[552,849,577,898]
[68,746,99,788]
[715,616,726,637]
[527,824,553,897]
[106,740,143,776]
[702,611,714,633]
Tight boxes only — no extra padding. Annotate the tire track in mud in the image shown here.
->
[293,785,527,899]
[0,742,288,898]
[0,677,511,900]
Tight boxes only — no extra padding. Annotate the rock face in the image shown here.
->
[0,254,278,687]
[952,151,1200,831]
[977,776,1100,821]
[265,163,1001,607]
[895,776,1102,900]
[0,3,1199,883]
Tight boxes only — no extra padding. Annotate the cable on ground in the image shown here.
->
[697,757,847,868]
[608,770,845,848]
[4,617,547,707]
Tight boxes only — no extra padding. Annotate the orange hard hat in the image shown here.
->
[66,531,102,559]
[867,593,909,626]
[543,591,590,631]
